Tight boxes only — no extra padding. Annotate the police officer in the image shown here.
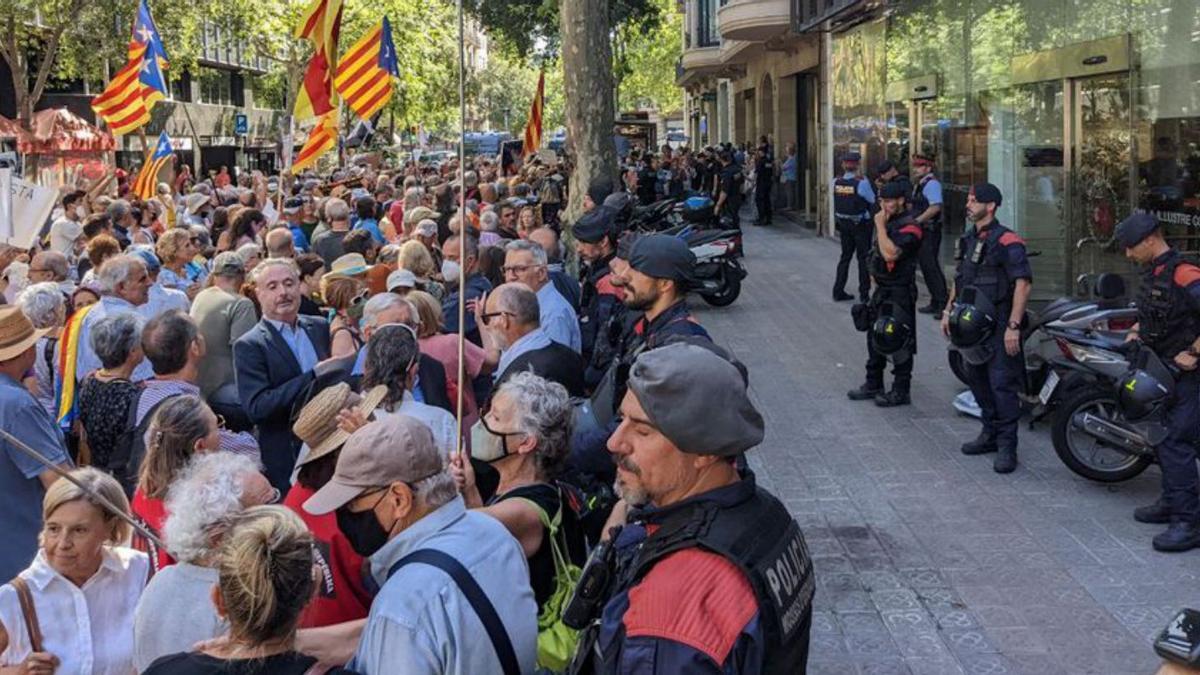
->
[568,342,813,674]
[942,183,1033,474]
[574,207,624,389]
[848,181,924,407]
[873,160,911,209]
[832,152,876,302]
[1115,212,1200,552]
[753,136,775,227]
[714,150,745,227]
[911,154,950,318]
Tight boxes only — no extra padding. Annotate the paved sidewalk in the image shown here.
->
[690,218,1200,675]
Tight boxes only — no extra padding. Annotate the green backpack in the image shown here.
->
[515,495,583,673]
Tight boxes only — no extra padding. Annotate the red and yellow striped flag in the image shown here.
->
[91,48,151,136]
[335,17,399,122]
[293,0,344,122]
[292,112,337,174]
[133,131,174,199]
[522,71,545,159]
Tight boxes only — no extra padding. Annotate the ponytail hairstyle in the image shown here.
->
[216,506,314,645]
[138,395,214,499]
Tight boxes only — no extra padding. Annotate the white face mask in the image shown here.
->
[469,419,508,462]
[74,205,88,219]
[441,259,462,285]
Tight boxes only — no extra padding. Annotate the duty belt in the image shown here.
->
[835,212,868,221]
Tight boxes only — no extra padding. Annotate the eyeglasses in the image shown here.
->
[480,310,512,326]
[501,264,541,275]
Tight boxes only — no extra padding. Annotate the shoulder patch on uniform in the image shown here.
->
[999,232,1025,247]
[1175,264,1200,287]
[596,274,621,297]
[899,224,923,239]
[624,548,758,665]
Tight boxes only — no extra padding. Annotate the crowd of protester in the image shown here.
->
[0,143,814,674]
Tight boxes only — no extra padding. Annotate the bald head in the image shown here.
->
[528,227,560,264]
[265,227,296,259]
[30,250,69,282]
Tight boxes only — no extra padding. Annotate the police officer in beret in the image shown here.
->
[941,183,1033,474]
[848,180,924,407]
[1115,212,1200,552]
[574,207,625,389]
[832,152,876,302]
[569,342,812,674]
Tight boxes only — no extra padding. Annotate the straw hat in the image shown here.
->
[0,306,50,362]
[293,383,388,467]
[327,253,372,279]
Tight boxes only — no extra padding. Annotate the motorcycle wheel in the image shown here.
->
[1050,386,1153,483]
[947,349,971,386]
[700,266,742,307]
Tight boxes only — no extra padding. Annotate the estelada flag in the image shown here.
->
[294,0,344,121]
[522,70,544,159]
[91,0,169,135]
[133,131,174,200]
[292,112,337,174]
[335,17,399,122]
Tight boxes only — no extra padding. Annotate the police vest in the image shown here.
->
[955,224,1014,308]
[834,177,869,222]
[1137,249,1200,359]
[591,483,814,675]
[868,213,921,290]
[910,174,941,227]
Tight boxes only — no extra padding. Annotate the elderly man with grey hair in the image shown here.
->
[528,226,581,312]
[313,197,352,268]
[502,239,581,353]
[73,255,154,383]
[345,292,453,412]
[478,282,585,396]
[132,452,276,671]
[105,198,135,248]
[17,282,67,416]
[26,250,75,301]
[265,226,297,259]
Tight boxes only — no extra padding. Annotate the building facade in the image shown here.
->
[678,0,1200,301]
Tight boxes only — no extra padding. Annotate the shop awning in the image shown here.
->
[0,108,116,154]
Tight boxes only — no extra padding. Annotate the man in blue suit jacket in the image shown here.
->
[234,258,345,490]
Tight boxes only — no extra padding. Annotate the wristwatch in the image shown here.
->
[1006,321,1021,331]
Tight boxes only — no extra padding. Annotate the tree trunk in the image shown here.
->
[559,0,617,227]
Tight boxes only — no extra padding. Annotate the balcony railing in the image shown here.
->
[792,0,862,33]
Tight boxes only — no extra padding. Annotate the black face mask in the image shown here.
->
[336,491,392,558]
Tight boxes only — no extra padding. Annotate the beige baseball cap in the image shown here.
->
[302,413,443,515]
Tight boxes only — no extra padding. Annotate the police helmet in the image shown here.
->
[1115,368,1173,421]
[947,287,997,365]
[870,303,914,364]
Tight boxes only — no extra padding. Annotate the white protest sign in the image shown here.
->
[1,171,56,250]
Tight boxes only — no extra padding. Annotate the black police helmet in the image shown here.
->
[947,287,997,365]
[870,314,912,356]
[1115,367,1173,422]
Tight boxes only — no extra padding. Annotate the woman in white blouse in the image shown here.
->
[0,467,149,675]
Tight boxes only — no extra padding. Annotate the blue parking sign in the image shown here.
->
[234,114,248,136]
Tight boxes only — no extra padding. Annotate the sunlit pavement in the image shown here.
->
[691,216,1200,674]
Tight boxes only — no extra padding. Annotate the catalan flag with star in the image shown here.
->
[133,131,174,199]
[91,0,168,135]
[335,17,399,122]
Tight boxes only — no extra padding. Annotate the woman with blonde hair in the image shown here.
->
[0,468,150,674]
[142,506,355,674]
[397,240,444,301]
[321,275,366,359]
[157,228,205,297]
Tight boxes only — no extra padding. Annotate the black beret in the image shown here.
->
[1115,212,1159,249]
[629,234,695,283]
[875,160,895,175]
[970,182,1003,207]
[879,182,907,200]
[587,179,613,206]
[574,207,615,244]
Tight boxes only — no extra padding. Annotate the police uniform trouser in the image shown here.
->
[755,181,772,223]
[865,289,916,392]
[1159,374,1200,523]
[964,330,1022,450]
[834,218,871,300]
[917,224,949,307]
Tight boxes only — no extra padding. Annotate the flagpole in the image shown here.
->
[454,0,467,458]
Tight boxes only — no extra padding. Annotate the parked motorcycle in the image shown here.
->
[950,273,1137,420]
[1047,334,1183,483]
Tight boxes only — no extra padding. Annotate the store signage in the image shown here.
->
[210,136,238,146]
[1138,208,1200,229]
[168,137,193,151]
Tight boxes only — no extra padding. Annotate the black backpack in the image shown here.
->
[111,390,173,497]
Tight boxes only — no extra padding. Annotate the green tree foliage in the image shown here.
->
[612,0,681,115]
[465,0,659,56]
[468,45,564,135]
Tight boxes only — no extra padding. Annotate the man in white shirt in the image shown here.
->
[362,323,458,455]
[74,255,154,383]
[48,190,87,256]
